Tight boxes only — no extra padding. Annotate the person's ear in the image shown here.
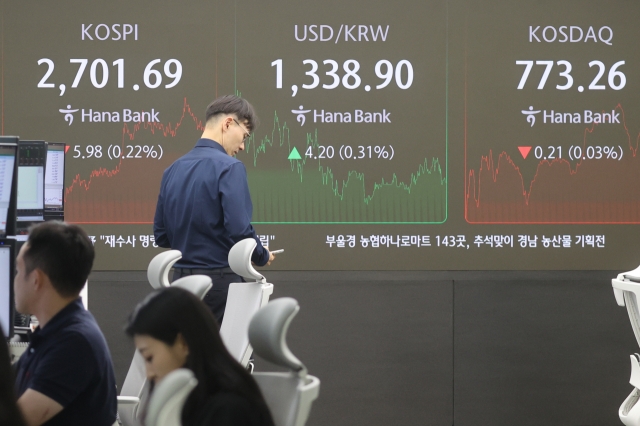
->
[175,333,190,357]
[32,268,47,291]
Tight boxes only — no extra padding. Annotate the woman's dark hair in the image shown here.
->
[125,287,273,425]
[0,330,26,426]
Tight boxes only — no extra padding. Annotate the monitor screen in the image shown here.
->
[45,143,65,211]
[0,143,18,237]
[0,240,15,338]
[17,141,46,221]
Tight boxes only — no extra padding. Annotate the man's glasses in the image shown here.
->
[233,119,251,141]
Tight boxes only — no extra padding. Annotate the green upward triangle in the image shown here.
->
[288,147,302,160]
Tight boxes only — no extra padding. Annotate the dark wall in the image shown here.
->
[88,271,633,426]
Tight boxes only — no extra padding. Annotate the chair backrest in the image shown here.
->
[248,298,320,426]
[220,282,273,366]
[612,267,640,425]
[145,369,198,426]
[612,265,640,348]
[253,373,320,426]
[147,250,182,289]
[120,351,147,397]
[220,238,273,366]
[118,351,149,426]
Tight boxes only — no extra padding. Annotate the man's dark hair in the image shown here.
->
[204,95,259,131]
[24,221,94,297]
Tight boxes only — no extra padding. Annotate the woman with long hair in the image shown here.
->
[125,287,274,426]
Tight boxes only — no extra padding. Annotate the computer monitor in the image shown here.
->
[17,140,47,222]
[44,142,65,219]
[0,138,18,237]
[0,239,15,338]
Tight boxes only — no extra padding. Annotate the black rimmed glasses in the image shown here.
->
[233,118,251,141]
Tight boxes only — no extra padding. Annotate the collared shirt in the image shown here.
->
[154,138,269,269]
[14,298,117,426]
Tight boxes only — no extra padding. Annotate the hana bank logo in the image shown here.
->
[57,106,160,124]
[291,105,390,125]
[521,106,541,127]
[521,106,620,125]
[59,105,80,126]
[292,105,311,126]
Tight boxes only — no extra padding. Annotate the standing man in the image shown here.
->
[154,95,275,325]
[13,221,117,426]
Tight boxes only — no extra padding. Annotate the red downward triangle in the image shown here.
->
[518,146,532,159]
[64,146,70,154]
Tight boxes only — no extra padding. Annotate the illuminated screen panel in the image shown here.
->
[0,145,17,236]
[0,245,13,337]
[17,167,43,210]
[462,2,640,225]
[17,142,46,221]
[45,143,65,210]
[1,0,640,270]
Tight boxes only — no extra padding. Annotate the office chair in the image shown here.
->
[117,275,212,426]
[612,265,640,426]
[147,250,182,289]
[220,238,274,367]
[144,369,198,426]
[248,297,320,426]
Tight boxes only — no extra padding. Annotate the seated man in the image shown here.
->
[13,222,116,426]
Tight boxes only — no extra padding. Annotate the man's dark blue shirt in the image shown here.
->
[14,298,117,426]
[154,138,269,268]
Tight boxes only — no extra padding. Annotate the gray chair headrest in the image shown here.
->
[248,297,304,373]
[172,275,213,300]
[145,368,197,426]
[228,238,266,283]
[147,250,182,289]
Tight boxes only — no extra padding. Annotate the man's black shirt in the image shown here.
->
[14,298,117,426]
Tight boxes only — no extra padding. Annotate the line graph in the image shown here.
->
[65,96,447,224]
[462,1,640,225]
[64,98,204,224]
[45,196,62,204]
[465,102,640,223]
[234,0,448,225]
[244,112,446,223]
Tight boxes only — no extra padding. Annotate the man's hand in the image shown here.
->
[264,246,276,266]
[251,247,276,267]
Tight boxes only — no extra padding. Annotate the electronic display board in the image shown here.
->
[1,0,639,270]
